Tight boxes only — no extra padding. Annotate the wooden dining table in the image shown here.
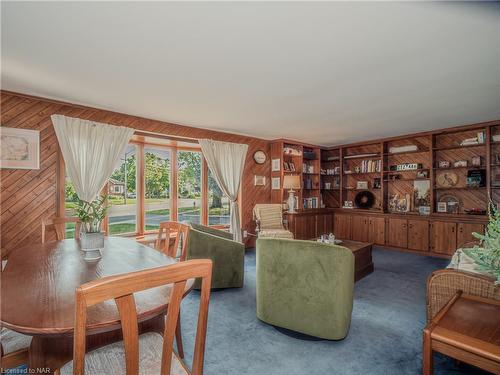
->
[1,236,194,374]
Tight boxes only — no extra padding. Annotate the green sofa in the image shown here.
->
[186,223,245,289]
[256,238,354,340]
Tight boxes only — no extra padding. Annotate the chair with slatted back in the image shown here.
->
[60,259,212,375]
[42,217,81,243]
[155,222,190,261]
[155,221,191,359]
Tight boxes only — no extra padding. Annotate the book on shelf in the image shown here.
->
[359,159,381,173]
[303,197,318,209]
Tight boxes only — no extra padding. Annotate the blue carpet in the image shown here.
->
[179,247,490,375]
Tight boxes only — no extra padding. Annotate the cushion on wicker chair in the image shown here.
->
[0,328,32,354]
[253,204,284,230]
[60,332,188,375]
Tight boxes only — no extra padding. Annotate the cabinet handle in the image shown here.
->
[451,227,455,233]
[459,227,463,233]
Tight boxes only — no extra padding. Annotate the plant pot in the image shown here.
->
[80,232,104,261]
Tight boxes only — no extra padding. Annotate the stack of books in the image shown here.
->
[460,132,485,146]
[359,159,381,173]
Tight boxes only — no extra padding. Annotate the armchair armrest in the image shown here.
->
[426,269,499,321]
[187,228,245,289]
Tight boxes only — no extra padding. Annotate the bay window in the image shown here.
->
[61,134,231,237]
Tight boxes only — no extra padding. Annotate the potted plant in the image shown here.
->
[463,203,500,284]
[75,196,109,258]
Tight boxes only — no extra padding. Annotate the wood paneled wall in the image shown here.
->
[0,91,271,252]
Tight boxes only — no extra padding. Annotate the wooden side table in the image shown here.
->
[423,291,500,375]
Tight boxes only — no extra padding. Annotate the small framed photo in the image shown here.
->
[356,181,368,190]
[254,175,266,186]
[0,127,40,169]
[271,177,280,190]
[416,170,429,179]
[437,202,447,213]
[453,160,468,168]
[271,159,280,172]
[438,161,450,169]
[471,156,482,167]
[495,154,500,164]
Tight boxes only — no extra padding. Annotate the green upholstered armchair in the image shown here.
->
[256,238,354,340]
[186,223,245,289]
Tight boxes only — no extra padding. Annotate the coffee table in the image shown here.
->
[316,238,374,281]
[423,291,500,374]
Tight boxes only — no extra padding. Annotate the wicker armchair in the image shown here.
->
[426,269,500,321]
[253,204,294,239]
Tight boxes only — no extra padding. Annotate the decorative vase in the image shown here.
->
[80,231,104,261]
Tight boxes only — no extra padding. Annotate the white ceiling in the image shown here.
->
[2,2,500,146]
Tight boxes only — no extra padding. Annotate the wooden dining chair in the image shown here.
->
[60,259,212,375]
[41,217,81,243]
[155,222,190,261]
[1,255,31,370]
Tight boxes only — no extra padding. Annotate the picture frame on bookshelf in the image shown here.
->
[356,181,369,190]
[413,180,431,210]
[495,153,500,164]
[471,156,482,167]
[437,202,447,213]
[271,159,280,172]
[453,160,468,168]
[438,160,451,168]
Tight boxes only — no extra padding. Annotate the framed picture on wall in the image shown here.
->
[254,175,266,186]
[0,127,40,169]
[271,177,280,190]
[271,158,280,172]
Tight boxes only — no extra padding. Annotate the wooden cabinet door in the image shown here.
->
[457,223,484,248]
[368,217,385,245]
[294,215,316,240]
[431,221,457,255]
[351,216,369,242]
[408,220,429,251]
[387,218,408,248]
[334,214,351,240]
[324,214,334,235]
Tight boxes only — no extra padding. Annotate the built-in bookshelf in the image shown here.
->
[272,121,500,219]
[270,141,321,210]
[317,125,495,218]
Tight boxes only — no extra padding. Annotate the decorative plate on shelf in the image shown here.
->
[354,190,375,209]
[436,171,458,188]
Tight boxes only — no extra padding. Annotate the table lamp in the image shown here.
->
[283,175,301,213]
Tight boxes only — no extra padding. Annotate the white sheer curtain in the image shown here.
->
[199,139,248,242]
[51,115,134,202]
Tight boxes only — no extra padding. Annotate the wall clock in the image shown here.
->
[253,150,267,164]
